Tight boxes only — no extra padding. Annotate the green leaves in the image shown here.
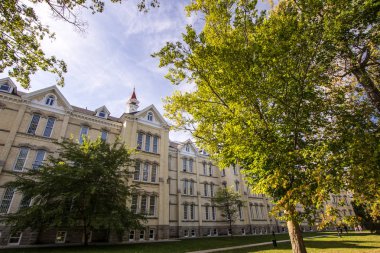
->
[3,138,145,243]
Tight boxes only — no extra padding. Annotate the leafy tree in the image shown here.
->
[211,187,244,236]
[154,0,379,252]
[3,138,145,245]
[0,0,159,88]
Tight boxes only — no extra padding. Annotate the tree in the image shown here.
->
[154,1,379,252]
[0,0,159,88]
[212,187,244,236]
[3,138,145,245]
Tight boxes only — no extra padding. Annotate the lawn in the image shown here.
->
[1,232,379,253]
[220,232,380,253]
[0,232,319,253]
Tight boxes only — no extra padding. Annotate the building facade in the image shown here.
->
[0,78,354,245]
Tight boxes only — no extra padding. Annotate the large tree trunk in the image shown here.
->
[287,219,307,253]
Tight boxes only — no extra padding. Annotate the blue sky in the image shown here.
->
[1,0,270,142]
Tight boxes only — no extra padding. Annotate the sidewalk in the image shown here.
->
[188,235,328,253]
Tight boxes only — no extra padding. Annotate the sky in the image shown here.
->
[1,0,270,142]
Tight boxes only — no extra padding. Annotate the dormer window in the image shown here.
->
[45,95,55,106]
[0,83,10,93]
[147,112,153,121]
[185,145,190,152]
[98,111,106,118]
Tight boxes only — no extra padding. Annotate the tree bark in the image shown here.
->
[287,219,307,253]
[352,68,380,113]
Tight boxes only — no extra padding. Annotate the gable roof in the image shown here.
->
[134,104,169,128]
[21,85,73,110]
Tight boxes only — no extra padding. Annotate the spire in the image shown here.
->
[126,87,140,113]
[131,87,137,100]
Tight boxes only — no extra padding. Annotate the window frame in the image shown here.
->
[43,117,55,138]
[14,147,29,172]
[27,114,41,135]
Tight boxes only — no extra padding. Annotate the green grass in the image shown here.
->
[220,232,380,253]
[1,232,379,253]
[0,232,319,253]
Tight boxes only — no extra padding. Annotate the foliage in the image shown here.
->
[0,0,159,88]
[2,138,145,245]
[154,0,379,252]
[211,187,244,235]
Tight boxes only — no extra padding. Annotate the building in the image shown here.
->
[0,78,354,245]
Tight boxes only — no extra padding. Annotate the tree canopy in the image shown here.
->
[212,187,244,236]
[3,138,145,245]
[155,0,379,252]
[0,0,159,88]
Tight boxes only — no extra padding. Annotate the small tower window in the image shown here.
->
[147,112,153,121]
[45,95,55,106]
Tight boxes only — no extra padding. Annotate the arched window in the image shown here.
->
[45,95,55,106]
[147,112,153,121]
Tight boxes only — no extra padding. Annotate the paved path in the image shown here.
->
[188,235,329,253]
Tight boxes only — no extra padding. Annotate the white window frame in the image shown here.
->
[55,231,67,244]
[14,147,29,172]
[129,230,135,241]
[149,229,155,240]
[43,117,55,138]
[8,232,22,245]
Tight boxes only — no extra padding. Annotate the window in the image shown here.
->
[208,163,213,176]
[140,195,147,214]
[8,232,22,245]
[255,205,260,219]
[189,181,194,195]
[45,95,55,106]
[98,111,106,118]
[190,204,195,220]
[185,145,190,152]
[137,132,143,150]
[43,117,55,137]
[134,161,141,181]
[33,150,46,169]
[147,112,153,121]
[235,181,240,192]
[139,230,145,240]
[213,229,218,236]
[151,164,157,182]
[0,187,15,213]
[14,147,29,171]
[204,183,208,196]
[131,195,138,213]
[183,158,187,172]
[19,195,31,210]
[184,204,188,220]
[233,164,238,175]
[238,205,243,220]
[129,230,135,241]
[184,229,189,237]
[79,126,89,144]
[55,231,66,243]
[211,206,216,220]
[0,83,10,92]
[203,162,207,175]
[241,228,246,235]
[189,159,193,172]
[149,229,155,240]
[260,205,264,219]
[101,131,108,141]
[191,229,196,237]
[210,183,214,197]
[149,196,156,216]
[27,114,40,134]
[205,206,209,220]
[143,163,149,182]
[145,134,151,152]
[221,169,226,177]
[153,136,158,153]
[183,180,188,195]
